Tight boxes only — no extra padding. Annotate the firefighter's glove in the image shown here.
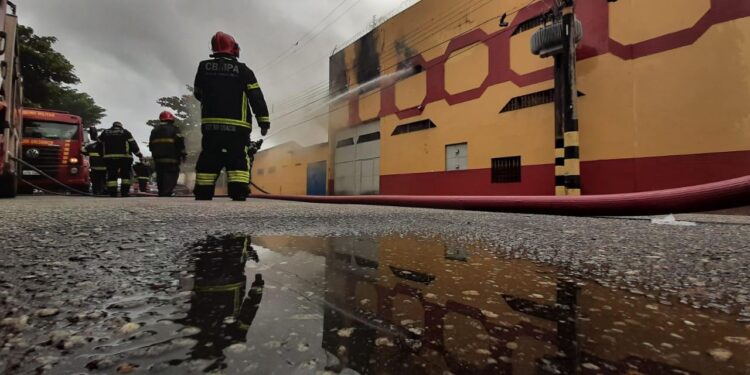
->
[260,124,270,137]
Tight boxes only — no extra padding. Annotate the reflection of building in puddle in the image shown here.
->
[321,236,749,374]
[176,235,264,372]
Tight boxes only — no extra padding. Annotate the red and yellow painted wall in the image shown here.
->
[250,142,329,195]
[327,0,750,196]
[253,236,749,373]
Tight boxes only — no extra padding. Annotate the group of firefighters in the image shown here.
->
[82,32,270,200]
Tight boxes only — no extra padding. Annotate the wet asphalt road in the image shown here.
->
[0,196,749,373]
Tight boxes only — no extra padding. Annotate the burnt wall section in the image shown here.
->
[329,50,348,96]
[355,30,381,88]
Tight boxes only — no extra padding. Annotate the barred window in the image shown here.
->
[500,89,585,113]
[512,13,549,35]
[491,156,521,183]
[392,119,437,136]
[336,138,354,148]
[357,132,381,144]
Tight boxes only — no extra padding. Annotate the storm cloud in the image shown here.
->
[21,0,410,152]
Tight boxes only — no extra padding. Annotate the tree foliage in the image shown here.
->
[18,25,106,127]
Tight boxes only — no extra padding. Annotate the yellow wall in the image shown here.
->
[609,0,710,45]
[251,142,329,195]
[380,80,556,175]
[329,0,750,179]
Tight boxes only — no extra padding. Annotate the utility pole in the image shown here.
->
[532,0,582,196]
[560,0,581,196]
[552,3,566,196]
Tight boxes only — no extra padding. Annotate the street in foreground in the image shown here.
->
[0,197,748,374]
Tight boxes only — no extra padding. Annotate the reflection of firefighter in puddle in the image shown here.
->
[178,235,264,371]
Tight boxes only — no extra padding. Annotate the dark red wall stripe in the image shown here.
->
[380,151,750,196]
[381,164,555,196]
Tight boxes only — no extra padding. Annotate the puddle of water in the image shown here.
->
[52,235,749,374]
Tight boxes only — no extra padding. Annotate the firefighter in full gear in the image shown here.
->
[176,235,264,372]
[82,127,106,195]
[133,161,152,193]
[149,111,186,197]
[98,121,143,197]
[193,31,270,201]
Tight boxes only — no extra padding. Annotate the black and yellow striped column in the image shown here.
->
[563,128,581,196]
[555,138,566,196]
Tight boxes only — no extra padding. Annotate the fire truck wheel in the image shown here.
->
[0,172,18,198]
[17,183,34,195]
[74,184,90,194]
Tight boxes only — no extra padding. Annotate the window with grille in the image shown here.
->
[500,89,585,113]
[257,168,264,175]
[357,132,380,144]
[336,138,354,148]
[268,166,276,174]
[491,156,521,183]
[512,13,550,35]
[391,119,437,136]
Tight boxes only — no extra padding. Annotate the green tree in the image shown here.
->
[18,25,106,127]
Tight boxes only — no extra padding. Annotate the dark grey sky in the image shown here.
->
[22,0,413,152]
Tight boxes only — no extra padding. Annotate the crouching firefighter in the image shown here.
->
[193,31,270,201]
[98,121,143,197]
[149,111,186,197]
[82,128,106,195]
[247,139,263,191]
[133,160,152,193]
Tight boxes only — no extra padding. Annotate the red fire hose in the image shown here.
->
[253,175,750,216]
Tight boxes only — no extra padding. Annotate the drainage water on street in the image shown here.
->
[51,235,748,374]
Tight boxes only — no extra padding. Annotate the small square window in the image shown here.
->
[491,156,521,183]
[257,169,264,175]
[445,143,468,171]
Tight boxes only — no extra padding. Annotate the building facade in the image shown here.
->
[251,142,329,196]
[324,0,750,196]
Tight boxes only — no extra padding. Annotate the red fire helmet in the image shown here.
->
[159,111,176,122]
[211,31,240,58]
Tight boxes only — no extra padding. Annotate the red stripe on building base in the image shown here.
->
[581,150,750,194]
[381,165,555,196]
[380,151,750,196]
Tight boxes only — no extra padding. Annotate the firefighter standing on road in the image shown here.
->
[193,31,270,201]
[133,160,152,193]
[98,121,143,197]
[149,111,186,197]
[82,127,106,195]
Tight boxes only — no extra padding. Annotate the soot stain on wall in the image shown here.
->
[329,51,348,96]
[355,30,381,87]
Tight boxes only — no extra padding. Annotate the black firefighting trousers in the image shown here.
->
[194,125,250,201]
[156,163,180,197]
[105,158,133,197]
[90,169,107,196]
[137,178,149,192]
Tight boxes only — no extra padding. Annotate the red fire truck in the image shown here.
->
[18,109,89,193]
[0,0,23,198]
